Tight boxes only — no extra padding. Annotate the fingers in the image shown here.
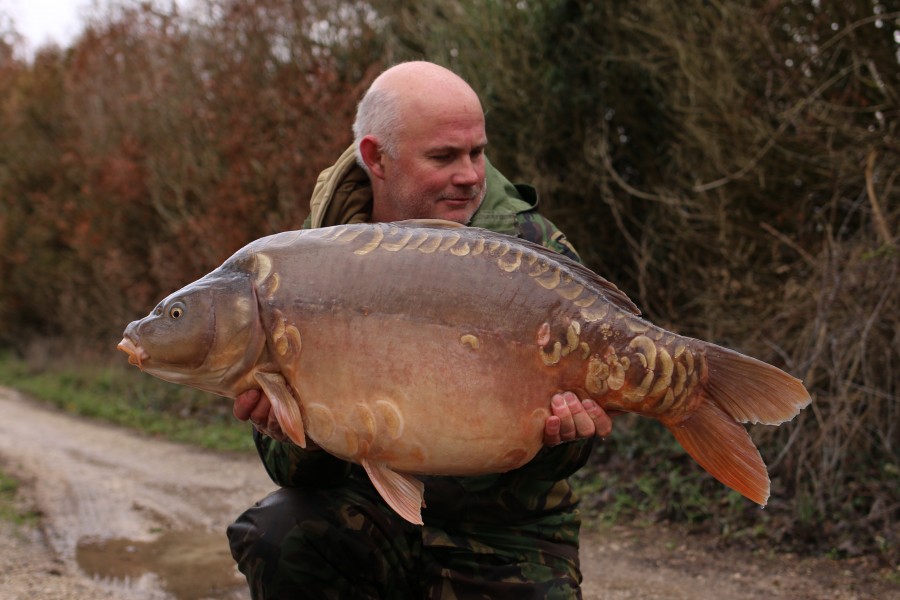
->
[567,393,597,437]
[544,392,615,446]
[544,393,579,446]
[233,389,262,421]
[249,394,272,427]
[543,414,562,446]
[583,399,613,438]
[554,392,590,440]
[233,390,287,441]
[253,396,292,442]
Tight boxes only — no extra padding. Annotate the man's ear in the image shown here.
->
[359,136,386,180]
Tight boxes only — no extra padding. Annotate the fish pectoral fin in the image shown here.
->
[361,459,425,526]
[665,395,770,506]
[254,372,306,448]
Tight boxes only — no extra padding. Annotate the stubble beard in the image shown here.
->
[390,180,488,224]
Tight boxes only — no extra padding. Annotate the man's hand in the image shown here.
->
[543,392,613,446]
[233,389,288,442]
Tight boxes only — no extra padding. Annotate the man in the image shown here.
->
[228,61,613,599]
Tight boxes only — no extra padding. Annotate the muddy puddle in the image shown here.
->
[76,527,248,600]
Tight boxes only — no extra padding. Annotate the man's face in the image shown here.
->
[376,105,488,224]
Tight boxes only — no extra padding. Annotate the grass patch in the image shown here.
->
[572,415,784,548]
[0,351,255,453]
[0,469,40,526]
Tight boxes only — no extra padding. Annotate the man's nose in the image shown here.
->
[451,157,480,187]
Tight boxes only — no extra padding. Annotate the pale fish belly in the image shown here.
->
[281,313,555,475]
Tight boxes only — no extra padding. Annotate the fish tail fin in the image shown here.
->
[665,344,811,505]
[665,397,770,505]
[704,345,811,426]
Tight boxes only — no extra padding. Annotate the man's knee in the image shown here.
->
[227,484,422,599]
[227,488,311,598]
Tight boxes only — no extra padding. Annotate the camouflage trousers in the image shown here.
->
[226,468,583,599]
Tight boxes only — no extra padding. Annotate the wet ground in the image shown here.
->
[0,386,272,599]
[0,386,897,600]
[75,528,244,599]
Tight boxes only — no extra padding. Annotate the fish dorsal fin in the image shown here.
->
[552,250,640,315]
[380,219,641,315]
[508,234,641,315]
[390,219,640,315]
[393,218,466,229]
[361,458,425,525]
[254,372,307,448]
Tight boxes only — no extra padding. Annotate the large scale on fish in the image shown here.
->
[118,220,811,525]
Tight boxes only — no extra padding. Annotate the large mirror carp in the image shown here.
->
[118,220,810,524]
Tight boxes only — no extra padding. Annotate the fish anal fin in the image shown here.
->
[254,372,306,448]
[361,458,425,525]
[665,397,770,505]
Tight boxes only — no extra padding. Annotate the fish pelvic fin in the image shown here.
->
[254,372,306,448]
[361,459,425,526]
[665,397,770,505]
[705,345,811,425]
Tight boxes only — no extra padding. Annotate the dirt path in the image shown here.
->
[0,386,895,600]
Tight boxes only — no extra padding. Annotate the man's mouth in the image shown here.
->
[440,190,481,204]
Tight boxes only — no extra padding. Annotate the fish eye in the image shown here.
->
[169,303,186,319]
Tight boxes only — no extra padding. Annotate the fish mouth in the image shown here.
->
[117,337,149,370]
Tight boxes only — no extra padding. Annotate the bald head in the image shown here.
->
[352,61,488,224]
[353,62,484,167]
[369,61,481,107]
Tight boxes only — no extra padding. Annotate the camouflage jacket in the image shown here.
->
[256,145,593,524]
